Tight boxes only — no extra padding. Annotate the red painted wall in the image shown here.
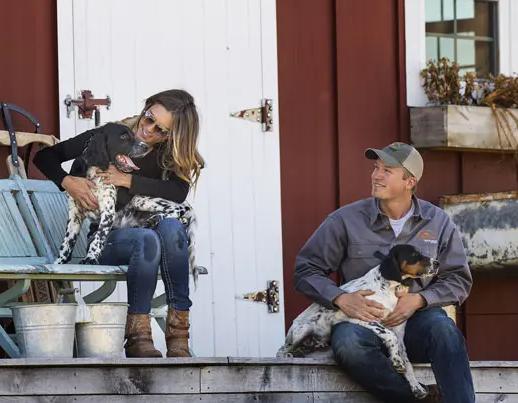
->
[277,0,340,327]
[277,0,408,327]
[2,0,517,360]
[277,0,518,360]
[0,0,59,179]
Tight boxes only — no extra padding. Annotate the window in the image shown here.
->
[425,0,498,77]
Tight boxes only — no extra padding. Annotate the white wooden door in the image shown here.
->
[57,0,284,357]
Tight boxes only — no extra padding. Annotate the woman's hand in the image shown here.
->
[61,176,99,210]
[96,165,132,188]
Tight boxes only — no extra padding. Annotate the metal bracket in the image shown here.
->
[242,280,280,313]
[230,98,273,132]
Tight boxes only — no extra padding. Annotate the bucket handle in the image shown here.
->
[58,288,92,323]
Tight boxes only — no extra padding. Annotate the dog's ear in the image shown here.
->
[374,251,387,261]
[83,130,110,170]
[379,248,403,282]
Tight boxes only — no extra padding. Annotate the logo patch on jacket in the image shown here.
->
[418,230,437,244]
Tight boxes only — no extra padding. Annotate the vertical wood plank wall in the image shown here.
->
[0,0,59,179]
[1,0,517,360]
[277,0,340,325]
[277,0,518,360]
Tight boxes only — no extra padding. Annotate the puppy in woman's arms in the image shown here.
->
[277,244,438,399]
[55,123,196,272]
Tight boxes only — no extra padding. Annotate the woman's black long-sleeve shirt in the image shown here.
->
[33,124,190,210]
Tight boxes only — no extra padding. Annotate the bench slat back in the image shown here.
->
[30,190,90,259]
[0,181,38,258]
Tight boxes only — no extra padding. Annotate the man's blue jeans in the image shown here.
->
[98,218,191,313]
[331,307,475,403]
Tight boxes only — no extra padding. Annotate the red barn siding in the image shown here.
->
[277,0,409,327]
[335,0,407,204]
[277,0,518,360]
[465,273,518,360]
[277,0,340,327]
[1,0,517,360]
[0,0,59,179]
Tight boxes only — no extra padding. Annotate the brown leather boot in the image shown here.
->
[165,309,191,357]
[124,313,162,358]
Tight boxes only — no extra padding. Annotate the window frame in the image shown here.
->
[405,0,518,107]
[425,0,499,75]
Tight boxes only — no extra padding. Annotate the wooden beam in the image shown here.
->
[0,358,514,396]
[0,131,58,148]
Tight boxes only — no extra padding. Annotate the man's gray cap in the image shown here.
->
[365,142,424,181]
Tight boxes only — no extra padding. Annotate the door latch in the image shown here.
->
[64,90,111,126]
[230,98,273,132]
[242,280,280,313]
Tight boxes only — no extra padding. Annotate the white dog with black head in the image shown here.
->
[277,244,438,399]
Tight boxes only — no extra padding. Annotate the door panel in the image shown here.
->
[57,0,284,356]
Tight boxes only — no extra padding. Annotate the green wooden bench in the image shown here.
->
[0,131,206,358]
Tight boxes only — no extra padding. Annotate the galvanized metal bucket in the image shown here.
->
[11,303,77,358]
[76,303,128,358]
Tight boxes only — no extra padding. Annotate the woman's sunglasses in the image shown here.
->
[140,110,171,137]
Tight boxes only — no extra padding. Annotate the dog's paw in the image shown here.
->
[276,350,293,359]
[411,383,429,399]
[391,355,406,373]
[276,344,293,358]
[80,257,99,265]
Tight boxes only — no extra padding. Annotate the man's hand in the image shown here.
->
[96,164,132,188]
[61,175,98,211]
[382,293,426,328]
[333,290,387,322]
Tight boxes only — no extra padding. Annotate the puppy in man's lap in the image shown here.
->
[278,244,438,399]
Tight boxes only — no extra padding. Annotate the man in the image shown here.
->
[294,142,474,402]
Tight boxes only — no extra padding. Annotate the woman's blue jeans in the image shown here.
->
[331,307,475,403]
[98,218,192,313]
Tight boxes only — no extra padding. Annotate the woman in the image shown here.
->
[34,89,204,358]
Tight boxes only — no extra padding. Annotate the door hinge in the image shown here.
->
[242,280,280,313]
[230,99,273,132]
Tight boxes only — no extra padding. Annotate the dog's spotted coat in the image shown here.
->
[54,124,199,283]
[55,167,198,281]
[277,244,437,399]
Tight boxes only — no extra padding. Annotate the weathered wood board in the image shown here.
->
[441,191,518,270]
[0,358,514,401]
[410,106,518,152]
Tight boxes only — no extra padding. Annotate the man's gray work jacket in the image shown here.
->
[294,196,473,309]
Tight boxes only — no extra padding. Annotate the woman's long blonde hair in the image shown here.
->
[136,89,204,185]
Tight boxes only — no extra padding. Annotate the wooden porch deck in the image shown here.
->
[0,357,515,402]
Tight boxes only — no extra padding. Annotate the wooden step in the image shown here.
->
[0,357,515,401]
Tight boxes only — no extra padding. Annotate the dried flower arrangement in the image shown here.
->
[420,58,518,149]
